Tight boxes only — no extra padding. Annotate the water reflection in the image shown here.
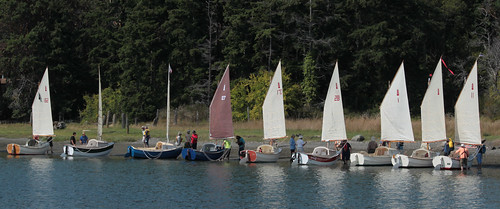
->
[255,163,285,208]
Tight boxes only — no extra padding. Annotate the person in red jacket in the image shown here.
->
[190,130,198,150]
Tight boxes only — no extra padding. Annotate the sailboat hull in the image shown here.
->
[350,153,393,166]
[240,148,282,163]
[291,152,340,166]
[181,148,226,161]
[432,156,472,170]
[392,154,433,168]
[6,142,50,155]
[62,142,114,157]
[127,146,182,159]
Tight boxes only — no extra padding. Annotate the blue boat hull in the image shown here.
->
[181,148,226,161]
[127,146,182,159]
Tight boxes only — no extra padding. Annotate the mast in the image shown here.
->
[166,64,172,142]
[97,65,103,141]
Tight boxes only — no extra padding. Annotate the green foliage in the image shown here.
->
[232,66,303,121]
[301,52,317,106]
[80,87,123,123]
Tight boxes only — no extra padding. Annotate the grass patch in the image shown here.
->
[1,116,499,142]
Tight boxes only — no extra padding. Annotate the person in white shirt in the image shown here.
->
[296,135,307,153]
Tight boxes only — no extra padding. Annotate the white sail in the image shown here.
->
[421,60,446,142]
[455,60,481,145]
[262,61,286,139]
[321,61,347,141]
[32,67,54,136]
[97,66,103,141]
[380,62,414,142]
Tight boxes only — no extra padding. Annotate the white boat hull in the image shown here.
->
[350,153,393,166]
[392,154,433,168]
[62,142,114,157]
[7,142,50,155]
[291,152,340,166]
[432,156,472,170]
[239,148,282,163]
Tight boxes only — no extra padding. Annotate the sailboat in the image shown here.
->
[62,67,114,157]
[291,61,343,165]
[181,65,231,161]
[240,61,284,163]
[7,68,52,155]
[351,61,414,166]
[393,59,447,168]
[127,64,182,159]
[433,60,482,169]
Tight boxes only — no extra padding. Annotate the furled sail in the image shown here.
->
[263,61,286,140]
[209,65,234,139]
[32,68,54,136]
[321,61,347,141]
[380,62,414,142]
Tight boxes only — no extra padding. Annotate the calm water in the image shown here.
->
[1,152,500,208]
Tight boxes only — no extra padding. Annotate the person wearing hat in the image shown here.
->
[296,135,307,153]
[80,132,88,144]
[175,132,183,146]
[190,130,198,149]
[455,144,469,171]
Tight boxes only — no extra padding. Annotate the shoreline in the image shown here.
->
[2,137,499,166]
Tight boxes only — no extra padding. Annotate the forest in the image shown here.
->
[0,0,499,123]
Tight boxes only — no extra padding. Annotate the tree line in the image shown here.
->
[1,0,499,122]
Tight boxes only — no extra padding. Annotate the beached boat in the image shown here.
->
[62,67,114,157]
[240,61,284,163]
[351,62,414,166]
[292,61,343,165]
[126,64,182,159]
[182,65,232,161]
[433,60,482,170]
[393,59,446,168]
[7,68,52,155]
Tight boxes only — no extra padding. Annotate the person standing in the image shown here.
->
[223,138,231,160]
[367,137,378,153]
[477,140,486,169]
[455,144,469,171]
[70,132,77,146]
[190,130,198,150]
[144,126,151,147]
[236,135,245,155]
[296,135,307,153]
[46,136,53,154]
[289,134,296,154]
[341,140,352,164]
[443,139,450,156]
[175,132,183,146]
[80,132,88,144]
[185,130,192,147]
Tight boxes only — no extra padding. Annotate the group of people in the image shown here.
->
[446,139,487,171]
[69,131,88,145]
[289,134,352,164]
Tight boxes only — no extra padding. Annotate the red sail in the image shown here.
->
[209,65,234,139]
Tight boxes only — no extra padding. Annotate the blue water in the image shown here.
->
[1,153,500,208]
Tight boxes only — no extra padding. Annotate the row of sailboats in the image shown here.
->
[6,58,483,170]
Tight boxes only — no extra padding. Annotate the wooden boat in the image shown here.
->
[182,65,232,161]
[393,59,447,168]
[291,61,343,165]
[240,61,285,163]
[433,60,481,170]
[126,65,182,159]
[62,67,114,157]
[351,62,414,166]
[7,68,52,155]
[127,142,182,159]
